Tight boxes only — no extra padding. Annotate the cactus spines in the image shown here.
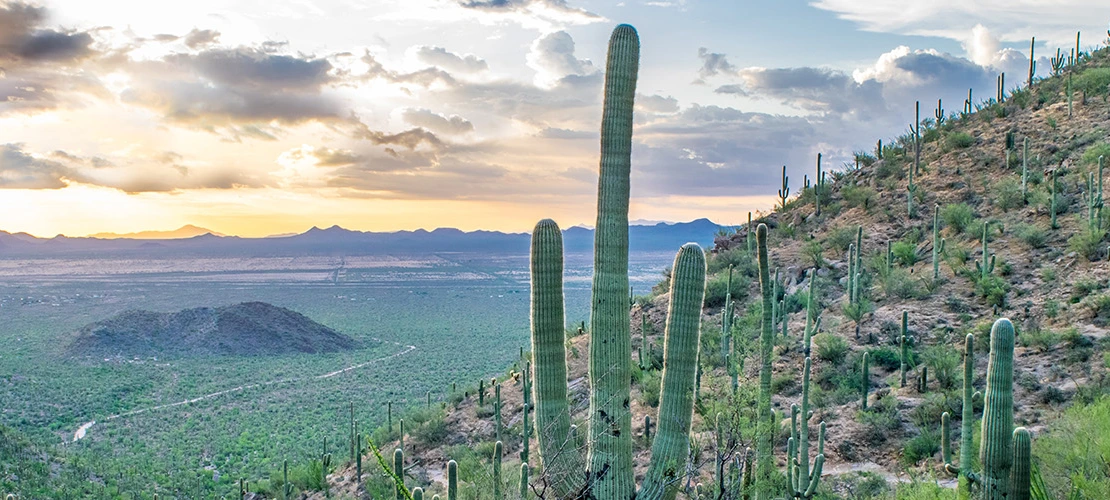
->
[640,243,706,500]
[447,460,458,500]
[528,219,578,496]
[394,448,405,500]
[493,440,503,500]
[1011,427,1032,500]
[900,311,909,388]
[755,224,774,499]
[981,318,1016,500]
[778,165,790,210]
[586,24,639,499]
[861,352,869,410]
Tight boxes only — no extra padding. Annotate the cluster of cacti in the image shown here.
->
[525,25,710,500]
[933,204,946,280]
[787,357,826,498]
[940,320,1032,499]
[778,165,790,210]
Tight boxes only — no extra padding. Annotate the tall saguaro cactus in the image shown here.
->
[755,224,774,499]
[529,219,578,496]
[639,244,706,500]
[933,204,945,280]
[778,166,790,210]
[943,334,976,496]
[586,24,639,499]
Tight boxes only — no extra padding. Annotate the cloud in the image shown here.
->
[183,28,220,49]
[0,143,72,189]
[167,47,334,91]
[456,0,603,23]
[360,51,457,86]
[809,0,1110,48]
[694,47,737,83]
[636,93,679,113]
[526,31,596,88]
[401,108,474,135]
[735,66,886,116]
[414,46,488,73]
[0,3,98,65]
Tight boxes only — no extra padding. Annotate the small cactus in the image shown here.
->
[778,165,790,210]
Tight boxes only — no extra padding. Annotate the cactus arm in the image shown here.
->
[1011,427,1032,500]
[585,24,639,499]
[639,244,706,500]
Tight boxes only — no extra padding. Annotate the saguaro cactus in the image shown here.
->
[640,244,707,500]
[586,24,639,498]
[933,204,945,280]
[814,153,823,216]
[943,334,976,496]
[861,352,869,410]
[493,441,503,500]
[755,224,774,499]
[448,460,458,500]
[778,166,790,210]
[981,319,1016,500]
[1021,138,1029,203]
[1012,427,1032,500]
[787,357,825,498]
[900,311,910,388]
[976,222,997,281]
[528,219,578,496]
[722,265,734,365]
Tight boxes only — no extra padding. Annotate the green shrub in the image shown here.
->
[1081,142,1110,167]
[902,430,941,466]
[842,184,877,210]
[703,270,747,308]
[824,226,857,253]
[640,370,661,407]
[1015,222,1048,249]
[813,333,849,364]
[1068,225,1107,262]
[975,275,1010,307]
[1085,294,1110,325]
[940,203,975,234]
[891,240,920,267]
[881,268,922,300]
[1020,328,1060,352]
[1075,68,1110,99]
[994,177,1024,210]
[867,347,901,371]
[947,132,975,149]
[803,238,826,268]
[410,410,448,445]
[921,345,959,389]
[1032,396,1110,498]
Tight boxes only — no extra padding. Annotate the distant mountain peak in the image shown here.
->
[87,225,224,240]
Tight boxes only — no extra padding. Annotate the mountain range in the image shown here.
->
[0,219,726,256]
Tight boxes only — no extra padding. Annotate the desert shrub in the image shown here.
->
[1046,298,1060,318]
[858,394,902,445]
[640,371,661,407]
[1080,142,1110,167]
[813,333,849,364]
[842,184,877,210]
[772,371,800,396]
[976,275,1009,307]
[1020,328,1060,352]
[1076,68,1110,98]
[881,268,922,300]
[1014,222,1048,249]
[1085,294,1110,325]
[902,430,941,466]
[867,347,901,371]
[1032,396,1110,498]
[703,270,749,308]
[940,203,975,234]
[921,345,959,390]
[947,132,975,149]
[803,238,826,268]
[994,177,1024,210]
[891,240,920,267]
[824,226,857,253]
[1068,225,1107,261]
[410,410,448,445]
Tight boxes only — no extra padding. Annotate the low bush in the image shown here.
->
[947,132,975,149]
[940,203,975,234]
[813,333,849,364]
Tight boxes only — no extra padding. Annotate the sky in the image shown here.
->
[1,0,1108,237]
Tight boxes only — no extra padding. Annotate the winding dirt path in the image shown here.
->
[72,340,417,442]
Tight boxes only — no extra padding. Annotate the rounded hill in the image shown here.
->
[67,302,359,358]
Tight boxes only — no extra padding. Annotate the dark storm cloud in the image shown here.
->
[414,46,488,73]
[0,3,98,65]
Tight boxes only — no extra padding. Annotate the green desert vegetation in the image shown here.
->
[5,23,1110,500]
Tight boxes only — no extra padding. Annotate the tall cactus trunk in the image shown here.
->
[981,319,1015,500]
[640,244,706,500]
[755,224,774,500]
[586,24,639,499]
[528,220,579,496]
